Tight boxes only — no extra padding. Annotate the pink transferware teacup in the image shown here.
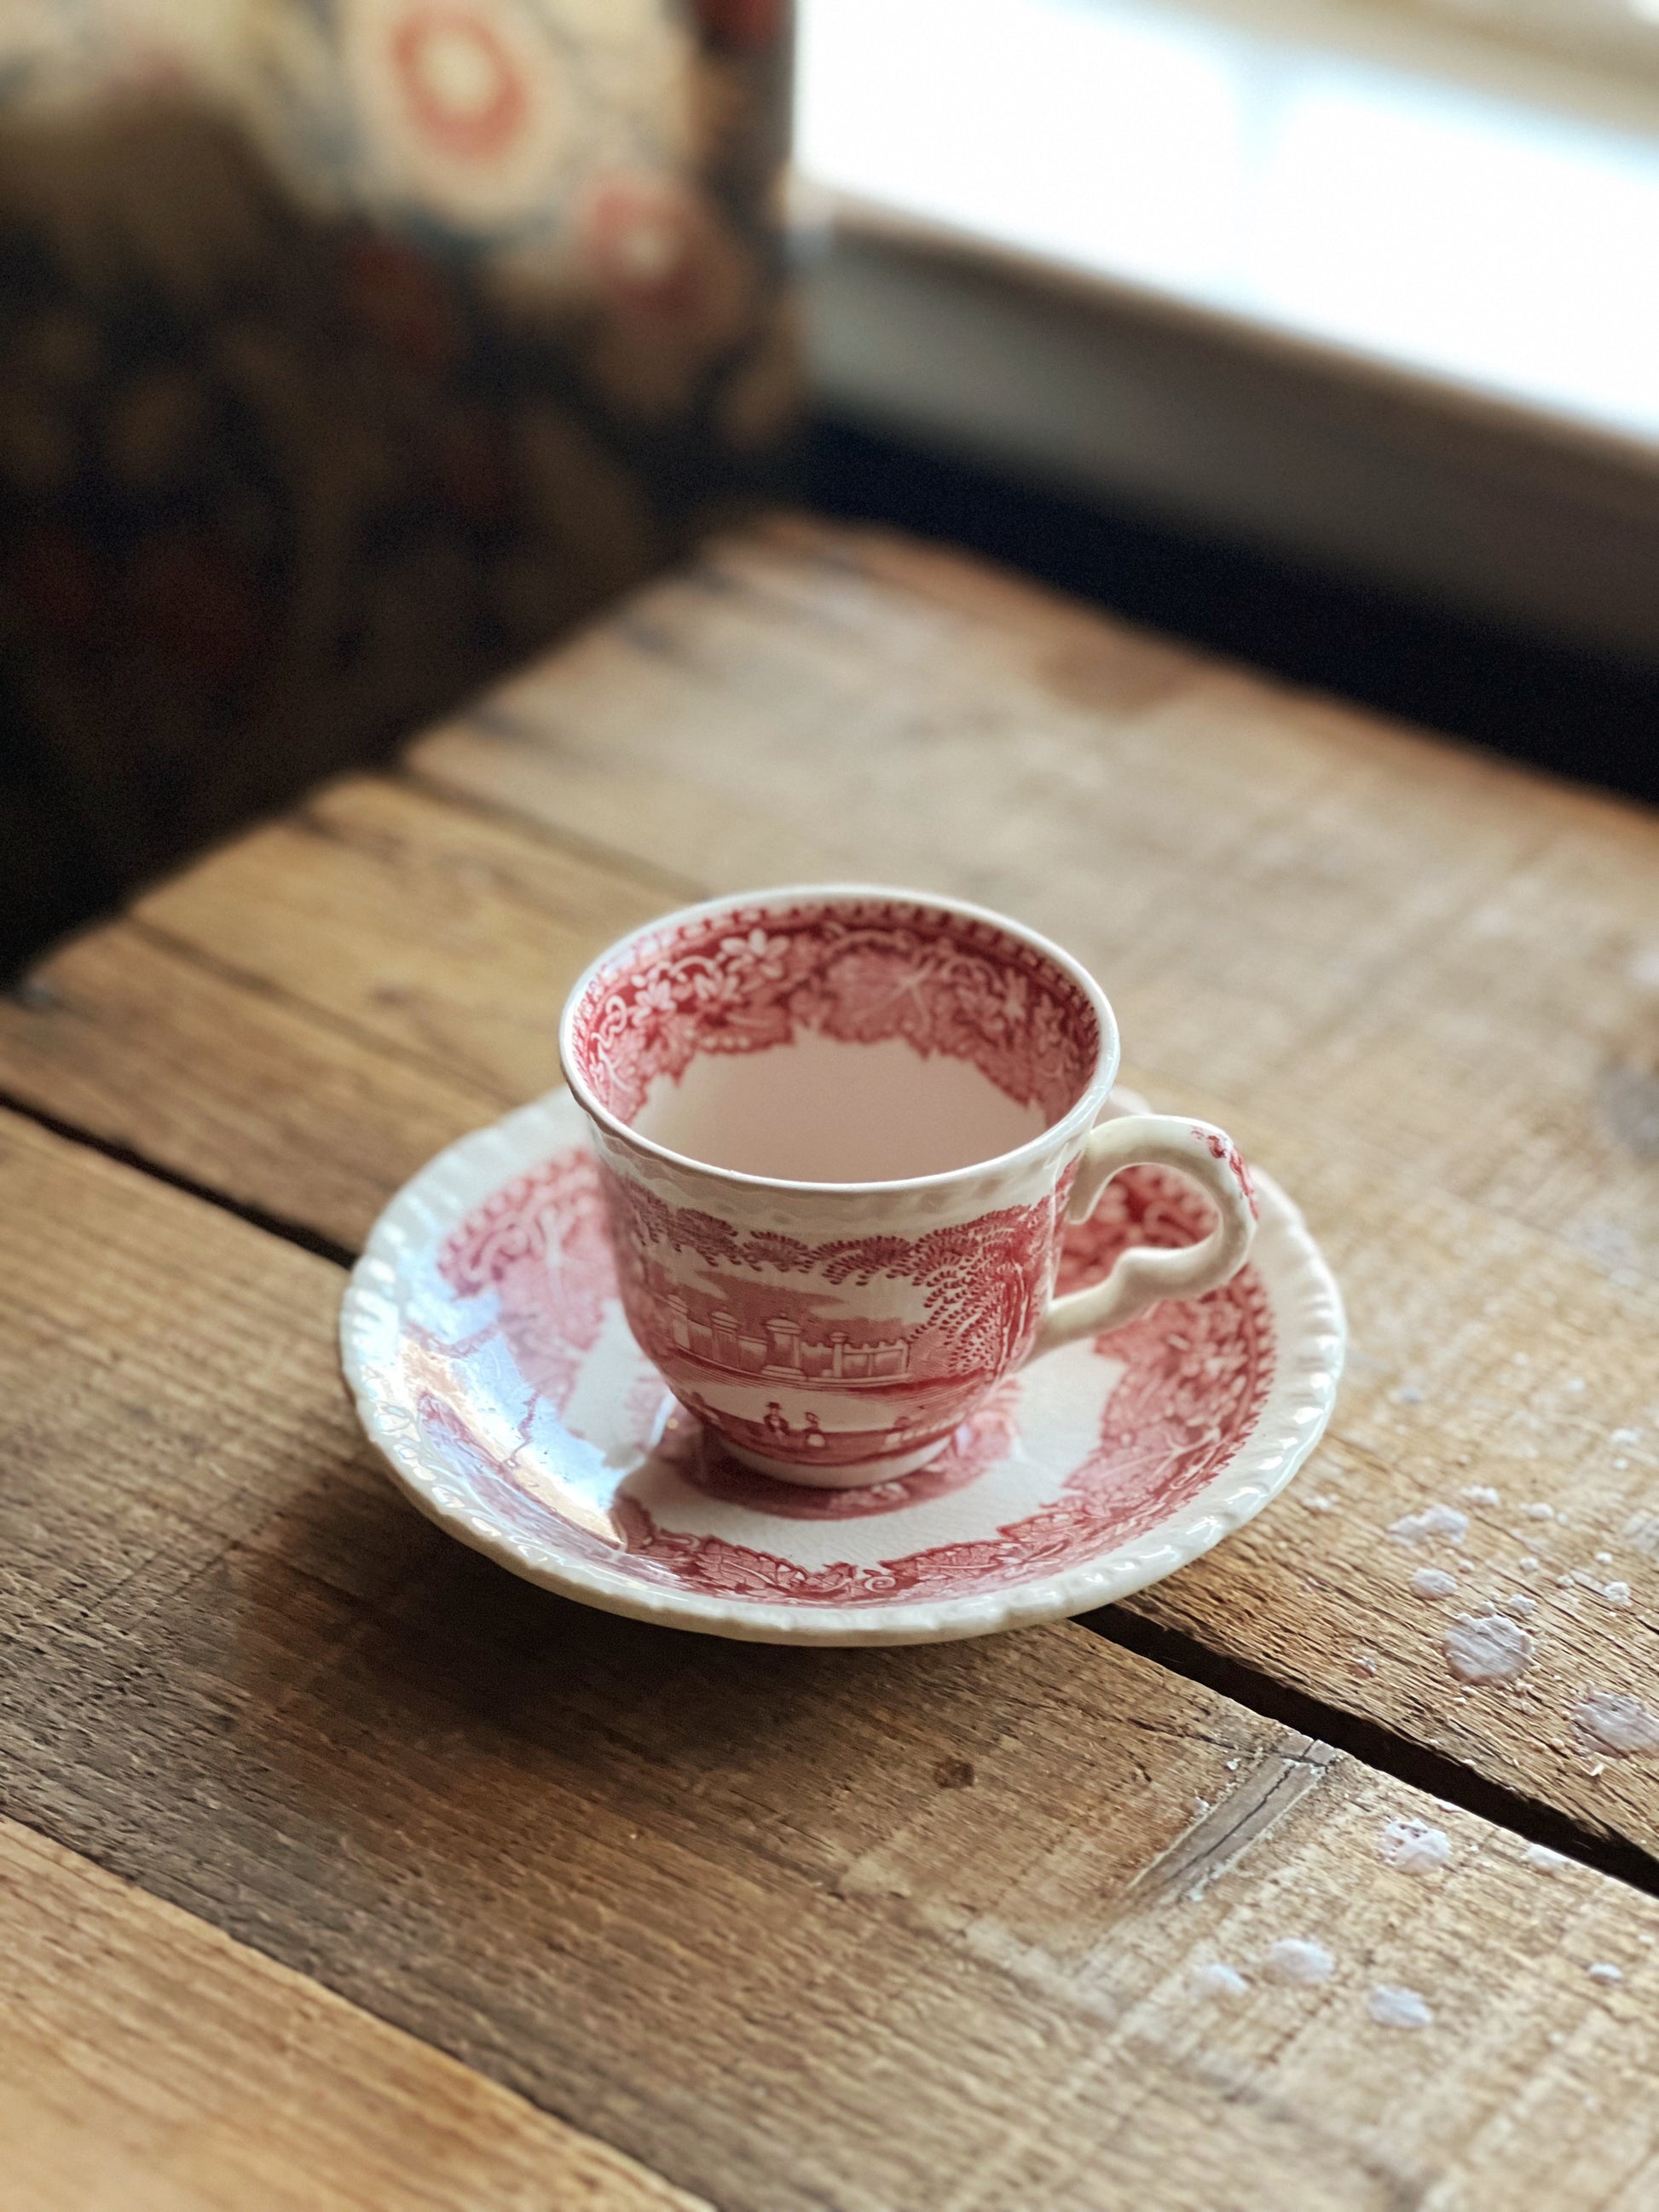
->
[558,886,1257,1488]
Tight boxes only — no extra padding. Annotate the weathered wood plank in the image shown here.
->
[132,775,668,1104]
[409,516,1659,1285]
[1118,1066,1659,1857]
[0,785,669,1251]
[6,559,1656,1864]
[5,1106,1659,2212]
[0,1818,699,2212]
[0,921,499,1252]
[395,517,1659,1855]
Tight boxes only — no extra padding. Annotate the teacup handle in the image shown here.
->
[1031,1112,1257,1357]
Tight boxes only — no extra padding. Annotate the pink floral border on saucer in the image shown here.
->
[340,1089,1345,1646]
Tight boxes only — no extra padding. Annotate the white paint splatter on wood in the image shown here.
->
[1389,1505,1468,1548]
[1523,1844,1570,1873]
[1265,1939,1335,1986]
[1380,1818,1454,1874]
[1192,1961,1249,1998]
[1411,1568,1460,1600]
[1444,1614,1535,1684]
[1574,1693,1659,1757]
[1368,1985,1433,2030]
[1588,1963,1624,1985]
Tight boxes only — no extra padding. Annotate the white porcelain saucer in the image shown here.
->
[341,1089,1344,1646]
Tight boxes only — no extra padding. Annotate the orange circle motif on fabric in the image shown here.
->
[390,5,530,163]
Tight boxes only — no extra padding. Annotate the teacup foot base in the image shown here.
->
[721,1433,954,1489]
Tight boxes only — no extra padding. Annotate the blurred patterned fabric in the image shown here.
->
[0,0,797,963]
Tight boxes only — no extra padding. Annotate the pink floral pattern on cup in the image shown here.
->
[597,1168,1063,1475]
[564,893,1100,1128]
[559,887,1258,1486]
[425,1135,1276,1603]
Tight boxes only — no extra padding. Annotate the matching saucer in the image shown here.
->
[341,1089,1344,1645]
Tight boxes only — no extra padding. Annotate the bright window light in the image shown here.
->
[799,0,1247,289]
[1246,77,1659,429]
[797,0,1659,442]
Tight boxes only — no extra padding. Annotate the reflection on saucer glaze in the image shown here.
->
[342,1089,1344,1645]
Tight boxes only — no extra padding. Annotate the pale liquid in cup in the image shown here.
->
[629,1029,1049,1184]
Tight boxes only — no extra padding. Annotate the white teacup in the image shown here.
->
[559,886,1256,1487]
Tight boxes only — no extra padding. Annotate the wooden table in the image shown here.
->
[4,515,1659,2210]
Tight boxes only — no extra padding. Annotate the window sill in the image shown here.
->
[796,0,1659,660]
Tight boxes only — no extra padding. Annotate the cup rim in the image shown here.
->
[557,882,1122,1196]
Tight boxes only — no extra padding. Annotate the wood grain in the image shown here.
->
[409,517,1659,1283]
[133,774,669,1104]
[0,784,669,1250]
[0,921,498,1252]
[0,1817,700,2212]
[3,519,1653,1866]
[6,1106,1659,2212]
[1119,1066,1659,1856]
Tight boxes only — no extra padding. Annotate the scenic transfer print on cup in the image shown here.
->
[558,887,1257,1488]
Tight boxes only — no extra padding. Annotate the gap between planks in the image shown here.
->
[3,1074,1653,1915]
[1092,1610,1659,1903]
[0,1083,357,1272]
[0,1815,706,2212]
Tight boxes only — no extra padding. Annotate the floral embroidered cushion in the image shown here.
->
[0,0,796,965]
